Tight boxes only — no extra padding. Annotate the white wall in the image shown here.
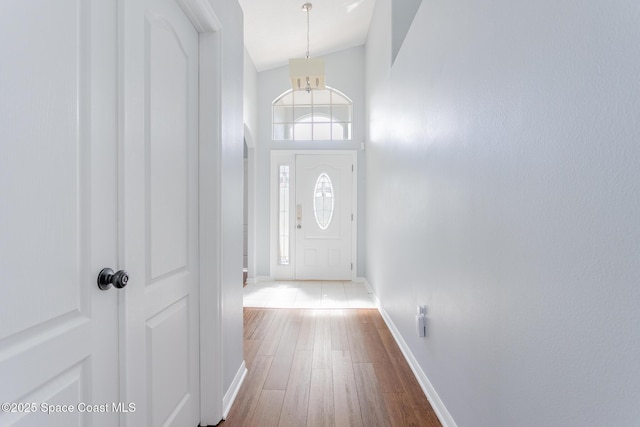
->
[366,1,640,426]
[255,46,367,278]
[211,0,245,394]
[244,47,258,145]
[243,48,258,279]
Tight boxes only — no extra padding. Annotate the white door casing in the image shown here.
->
[120,0,204,425]
[271,151,357,281]
[0,1,120,426]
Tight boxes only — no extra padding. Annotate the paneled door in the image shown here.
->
[295,155,354,280]
[0,1,120,426]
[120,0,201,425]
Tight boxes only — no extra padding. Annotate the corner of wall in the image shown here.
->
[222,361,248,419]
[361,277,457,427]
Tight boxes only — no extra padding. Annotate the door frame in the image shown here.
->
[118,0,224,424]
[270,150,358,281]
[244,125,257,284]
[189,2,224,424]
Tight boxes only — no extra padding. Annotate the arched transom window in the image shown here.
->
[272,87,352,141]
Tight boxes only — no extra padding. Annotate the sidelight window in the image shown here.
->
[278,165,290,265]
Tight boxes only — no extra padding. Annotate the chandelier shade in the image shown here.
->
[289,58,325,91]
[289,3,325,92]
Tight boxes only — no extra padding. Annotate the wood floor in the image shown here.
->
[221,308,442,427]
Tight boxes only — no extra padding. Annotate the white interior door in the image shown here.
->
[295,155,354,280]
[0,1,120,426]
[120,0,201,425]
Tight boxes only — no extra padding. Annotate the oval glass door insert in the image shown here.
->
[313,173,334,230]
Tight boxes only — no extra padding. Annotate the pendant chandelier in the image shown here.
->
[289,3,325,92]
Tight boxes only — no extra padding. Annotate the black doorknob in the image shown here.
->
[97,268,129,290]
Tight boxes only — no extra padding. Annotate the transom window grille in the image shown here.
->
[273,87,352,141]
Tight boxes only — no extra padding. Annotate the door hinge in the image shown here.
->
[351,164,354,172]
[351,213,353,221]
[351,263,353,271]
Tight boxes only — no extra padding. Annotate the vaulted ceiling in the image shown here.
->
[237,0,376,72]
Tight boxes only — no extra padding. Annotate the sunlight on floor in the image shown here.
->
[243,280,376,309]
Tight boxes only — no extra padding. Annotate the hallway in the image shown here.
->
[243,281,376,309]
[222,308,441,426]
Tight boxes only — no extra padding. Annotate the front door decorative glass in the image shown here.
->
[313,173,334,230]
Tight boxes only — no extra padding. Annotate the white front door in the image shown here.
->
[0,1,120,426]
[295,154,354,280]
[120,0,201,425]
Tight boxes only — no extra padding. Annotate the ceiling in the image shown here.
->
[238,0,376,72]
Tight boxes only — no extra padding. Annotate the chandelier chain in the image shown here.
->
[305,5,310,59]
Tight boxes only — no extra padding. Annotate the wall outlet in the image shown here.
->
[416,305,427,337]
[416,314,426,337]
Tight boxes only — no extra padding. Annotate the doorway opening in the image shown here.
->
[270,151,358,281]
[243,138,248,286]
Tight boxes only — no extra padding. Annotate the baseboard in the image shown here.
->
[222,361,247,419]
[361,278,457,427]
[247,275,272,285]
[357,277,380,306]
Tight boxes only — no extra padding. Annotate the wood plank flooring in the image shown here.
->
[220,308,442,427]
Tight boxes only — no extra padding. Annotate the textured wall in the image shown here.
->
[244,48,258,279]
[366,0,640,425]
[211,0,245,394]
[244,47,258,145]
